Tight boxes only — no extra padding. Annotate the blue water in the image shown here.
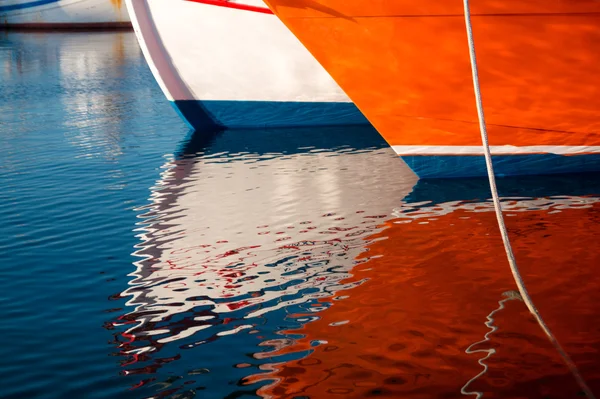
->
[2,31,600,399]
[0,31,398,399]
[0,31,191,399]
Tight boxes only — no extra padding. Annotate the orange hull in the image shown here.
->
[247,185,600,398]
[264,1,600,178]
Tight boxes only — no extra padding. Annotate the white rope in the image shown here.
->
[461,1,595,397]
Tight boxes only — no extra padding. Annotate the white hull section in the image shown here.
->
[0,0,130,27]
[126,0,367,129]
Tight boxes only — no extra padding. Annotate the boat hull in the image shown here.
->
[125,0,367,130]
[264,0,600,178]
[0,0,131,28]
[403,153,600,179]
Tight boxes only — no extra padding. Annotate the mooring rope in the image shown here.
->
[461,1,595,397]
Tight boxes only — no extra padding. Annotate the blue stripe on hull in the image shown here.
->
[402,153,600,179]
[0,0,60,12]
[172,100,369,130]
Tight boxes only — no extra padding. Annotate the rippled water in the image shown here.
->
[1,31,600,399]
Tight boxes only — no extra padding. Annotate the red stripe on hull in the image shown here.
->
[185,0,273,14]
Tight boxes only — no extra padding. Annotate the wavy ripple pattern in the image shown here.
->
[3,30,600,399]
[0,31,191,399]
[111,131,418,398]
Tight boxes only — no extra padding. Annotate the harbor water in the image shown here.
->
[1,31,600,399]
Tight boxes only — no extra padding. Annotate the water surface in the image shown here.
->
[1,31,600,399]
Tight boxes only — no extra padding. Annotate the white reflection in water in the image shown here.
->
[0,31,147,160]
[120,136,418,358]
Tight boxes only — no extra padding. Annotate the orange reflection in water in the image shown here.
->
[251,197,600,398]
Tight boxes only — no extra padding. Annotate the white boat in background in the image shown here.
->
[0,0,131,29]
[125,0,368,130]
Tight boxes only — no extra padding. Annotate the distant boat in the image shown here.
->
[0,0,131,29]
[125,0,367,130]
[264,1,600,179]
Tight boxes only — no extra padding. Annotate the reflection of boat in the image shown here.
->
[113,126,417,395]
[250,174,600,398]
[264,1,600,178]
[0,0,131,29]
[0,31,145,159]
[125,0,367,130]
